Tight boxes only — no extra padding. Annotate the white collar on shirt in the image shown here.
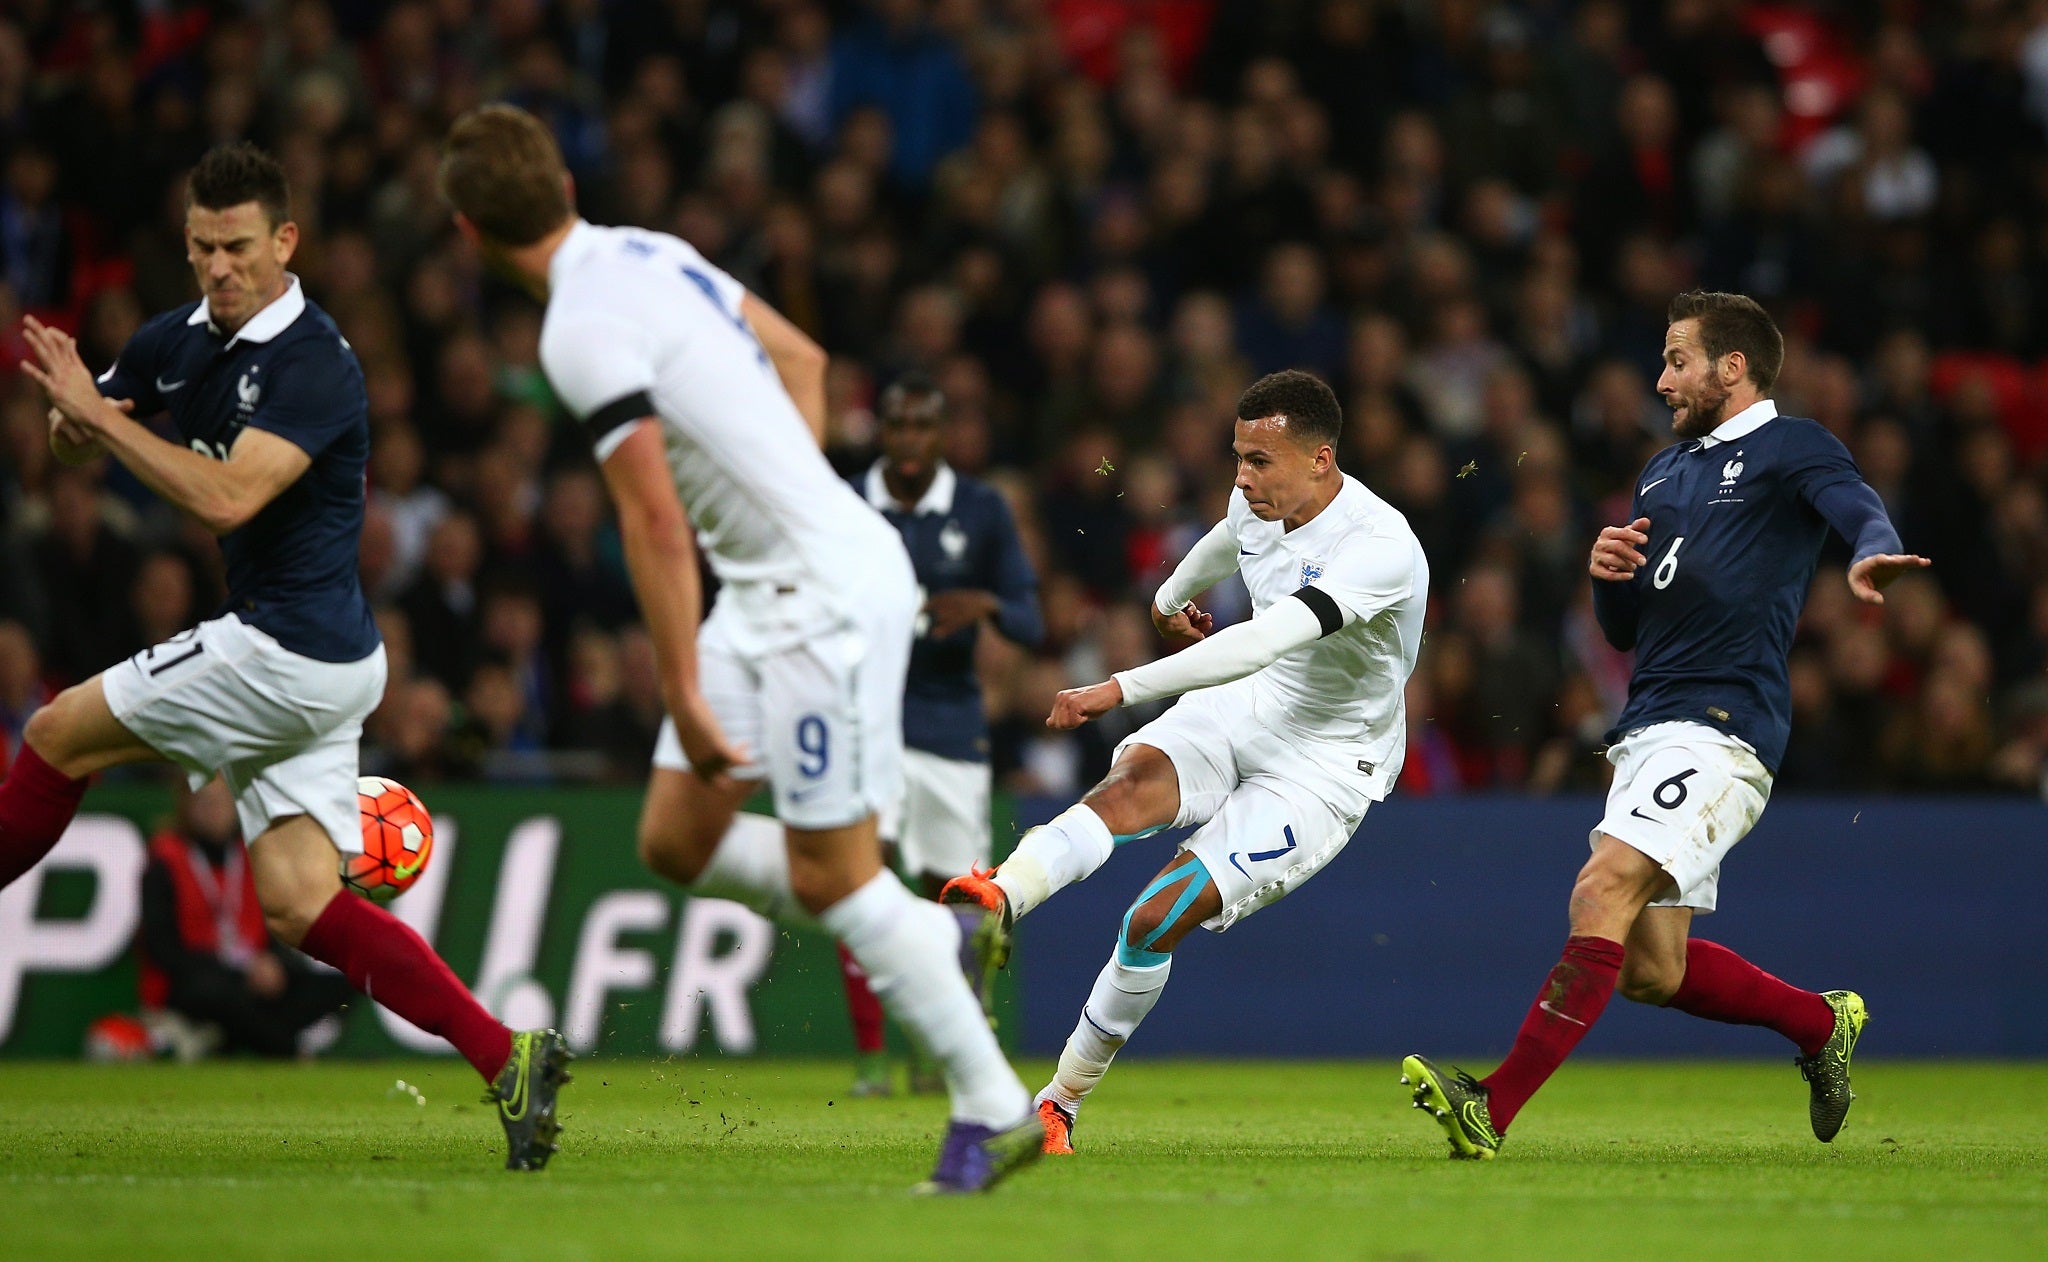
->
[187,273,307,346]
[547,218,601,292]
[1696,398,1777,449]
[866,459,956,515]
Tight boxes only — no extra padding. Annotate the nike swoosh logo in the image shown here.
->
[1539,1000,1588,1027]
[156,376,187,392]
[1228,853,1251,879]
[393,848,429,881]
[1639,477,1669,495]
[1629,806,1656,822]
[1239,549,1257,557]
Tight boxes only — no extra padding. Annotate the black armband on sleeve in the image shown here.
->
[1292,585,1344,637]
[580,390,655,449]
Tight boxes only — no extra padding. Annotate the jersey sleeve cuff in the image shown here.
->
[1292,585,1345,637]
[581,390,655,454]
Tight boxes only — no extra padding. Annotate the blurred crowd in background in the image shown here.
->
[3,0,2048,800]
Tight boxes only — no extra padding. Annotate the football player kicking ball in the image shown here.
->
[1403,291,1928,1159]
[2,144,566,1170]
[439,105,1043,1193]
[943,370,1429,1153]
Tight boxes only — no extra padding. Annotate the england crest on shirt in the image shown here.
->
[1300,558,1324,586]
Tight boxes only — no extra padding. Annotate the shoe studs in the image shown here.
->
[1399,1075,1411,1085]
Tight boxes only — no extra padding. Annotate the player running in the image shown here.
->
[943,370,1428,1153]
[1402,291,1927,1159]
[2,144,569,1170]
[840,373,1043,1097]
[437,105,1044,1193]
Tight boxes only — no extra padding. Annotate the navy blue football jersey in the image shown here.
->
[1593,404,1900,772]
[859,463,1042,762]
[96,280,378,662]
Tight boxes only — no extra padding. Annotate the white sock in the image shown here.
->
[690,813,811,925]
[822,871,1030,1127]
[1039,954,1171,1114]
[994,804,1116,921]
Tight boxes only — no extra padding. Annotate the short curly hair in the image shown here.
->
[1235,369,1342,450]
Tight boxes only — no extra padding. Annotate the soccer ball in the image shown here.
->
[345,776,435,902]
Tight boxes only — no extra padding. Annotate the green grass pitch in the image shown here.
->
[3,1058,2043,1261]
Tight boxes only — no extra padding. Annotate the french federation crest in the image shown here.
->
[236,367,261,414]
[1300,558,1324,586]
[939,520,968,560]
[1720,457,1744,486]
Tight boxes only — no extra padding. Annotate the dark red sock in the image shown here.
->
[0,745,90,890]
[1665,938,1836,1056]
[300,891,513,1081]
[1482,935,1625,1132]
[838,942,886,1055]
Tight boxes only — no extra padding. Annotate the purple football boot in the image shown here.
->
[912,1112,1048,1194]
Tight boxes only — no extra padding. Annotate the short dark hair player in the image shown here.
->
[5,143,568,1169]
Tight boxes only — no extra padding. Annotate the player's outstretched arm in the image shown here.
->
[1048,596,1328,729]
[599,421,746,779]
[741,292,828,445]
[1808,479,1929,605]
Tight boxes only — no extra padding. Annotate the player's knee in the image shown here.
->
[637,818,703,884]
[257,885,327,948]
[1121,898,1171,952]
[1569,857,1648,927]
[1618,957,1683,1006]
[21,697,74,765]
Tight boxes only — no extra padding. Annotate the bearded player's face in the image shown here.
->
[1658,317,1736,439]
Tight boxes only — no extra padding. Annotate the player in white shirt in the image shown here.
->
[438,105,1042,1193]
[943,370,1429,1153]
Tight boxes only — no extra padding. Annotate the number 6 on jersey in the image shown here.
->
[1653,535,1686,589]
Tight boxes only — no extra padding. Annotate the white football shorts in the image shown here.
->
[879,747,992,880]
[1593,720,1773,913]
[655,563,914,831]
[102,613,387,854]
[1115,676,1376,932]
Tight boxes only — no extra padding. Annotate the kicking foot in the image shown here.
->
[1038,1098,1075,1155]
[1796,990,1868,1142]
[490,1029,573,1171]
[939,868,1012,971]
[913,1113,1048,1194]
[1400,1054,1501,1161]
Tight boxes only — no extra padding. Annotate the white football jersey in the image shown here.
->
[1224,475,1428,795]
[538,220,902,640]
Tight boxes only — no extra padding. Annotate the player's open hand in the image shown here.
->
[1846,552,1931,605]
[1151,601,1214,646]
[1048,679,1123,730]
[19,315,107,430]
[1590,517,1652,581]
